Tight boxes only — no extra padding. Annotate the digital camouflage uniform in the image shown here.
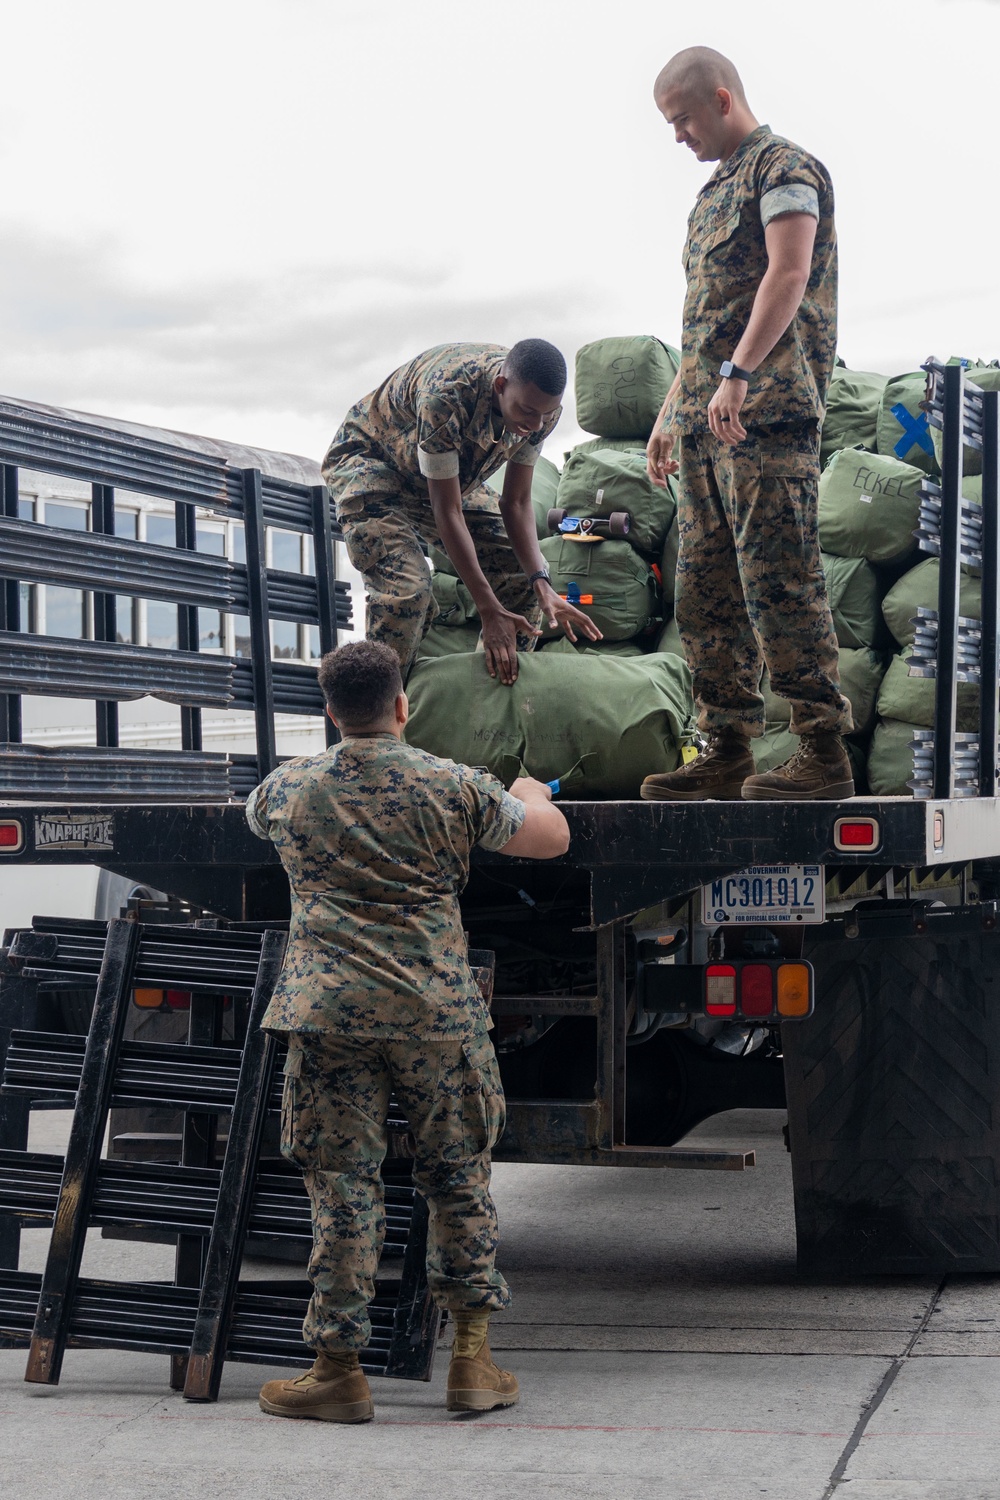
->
[673,125,852,737]
[323,343,561,678]
[246,736,525,1351]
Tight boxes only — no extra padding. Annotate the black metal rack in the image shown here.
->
[0,918,440,1398]
[0,399,352,800]
[915,362,1000,797]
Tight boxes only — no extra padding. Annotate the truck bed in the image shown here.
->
[1,794,991,925]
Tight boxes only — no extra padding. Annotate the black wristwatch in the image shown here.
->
[527,569,551,587]
[720,360,753,383]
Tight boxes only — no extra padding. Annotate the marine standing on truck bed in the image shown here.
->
[322,340,600,686]
[643,46,854,803]
[247,640,570,1422]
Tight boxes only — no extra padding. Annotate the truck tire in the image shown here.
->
[784,928,1000,1276]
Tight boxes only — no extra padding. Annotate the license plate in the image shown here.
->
[703,865,825,925]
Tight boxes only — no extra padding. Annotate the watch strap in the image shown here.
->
[720,360,753,383]
[527,569,551,586]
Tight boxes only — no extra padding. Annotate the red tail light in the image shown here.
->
[740,964,774,1017]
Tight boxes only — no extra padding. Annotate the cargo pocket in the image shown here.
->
[342,516,388,577]
[460,1031,506,1158]
[280,1043,322,1171]
[758,450,819,567]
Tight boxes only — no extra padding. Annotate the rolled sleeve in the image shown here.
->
[508,442,540,468]
[760,183,819,227]
[458,765,527,851]
[245,783,269,840]
[417,446,460,480]
[478,789,526,851]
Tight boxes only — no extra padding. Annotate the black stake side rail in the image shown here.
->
[920,362,1000,799]
[0,1149,416,1245]
[0,400,328,532]
[1,396,348,788]
[0,1269,404,1368]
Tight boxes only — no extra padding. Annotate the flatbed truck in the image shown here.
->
[2,365,1000,1279]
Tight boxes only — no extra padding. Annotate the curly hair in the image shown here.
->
[316,640,403,728]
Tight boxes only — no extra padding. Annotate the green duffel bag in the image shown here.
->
[866,716,917,796]
[661,517,679,606]
[876,372,937,475]
[415,625,481,661]
[538,535,661,641]
[575,335,680,441]
[431,571,479,627]
[555,447,677,557]
[881,558,981,650]
[571,435,647,459]
[404,651,696,798]
[818,448,923,565]
[762,646,885,739]
[820,366,887,466]
[485,453,561,540]
[877,648,979,731]
[653,615,685,658]
[930,363,1000,479]
[821,552,882,649]
[540,635,646,657]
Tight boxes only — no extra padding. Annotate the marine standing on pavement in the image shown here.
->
[641,47,854,803]
[248,639,570,1423]
[323,340,600,686]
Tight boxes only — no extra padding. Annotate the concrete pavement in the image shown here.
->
[2,1107,999,1499]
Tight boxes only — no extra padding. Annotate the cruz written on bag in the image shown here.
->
[574,336,680,441]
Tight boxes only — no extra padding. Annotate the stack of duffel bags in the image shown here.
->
[404,336,700,797]
[821,361,1000,794]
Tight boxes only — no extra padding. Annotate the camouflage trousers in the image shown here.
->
[675,423,852,737]
[329,465,541,679]
[280,1028,510,1352]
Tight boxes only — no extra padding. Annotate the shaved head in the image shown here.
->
[654,47,747,107]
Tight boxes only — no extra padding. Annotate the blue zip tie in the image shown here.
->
[891,402,934,460]
[546,779,561,796]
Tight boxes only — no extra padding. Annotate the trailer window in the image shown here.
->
[199,610,224,652]
[44,586,88,639]
[46,502,89,532]
[145,514,175,548]
[146,601,179,651]
[116,598,138,644]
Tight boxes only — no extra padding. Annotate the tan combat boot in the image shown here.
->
[446,1313,519,1412]
[741,731,855,801]
[640,726,754,801]
[259,1350,374,1423]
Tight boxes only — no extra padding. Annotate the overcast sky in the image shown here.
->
[1,0,997,464]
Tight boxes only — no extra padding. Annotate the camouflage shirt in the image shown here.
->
[246,735,525,1039]
[322,343,562,520]
[677,125,838,433]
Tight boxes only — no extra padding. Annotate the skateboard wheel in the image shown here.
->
[547,508,567,532]
[609,512,630,537]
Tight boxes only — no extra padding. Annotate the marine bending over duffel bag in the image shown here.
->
[321,340,600,686]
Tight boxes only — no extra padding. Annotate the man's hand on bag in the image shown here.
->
[536,582,602,645]
[708,378,748,445]
[480,603,540,686]
[509,775,553,803]
[646,424,680,488]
